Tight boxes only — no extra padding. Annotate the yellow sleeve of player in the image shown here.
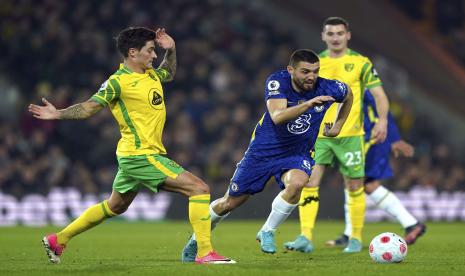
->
[154,68,170,82]
[91,77,122,106]
[360,57,382,89]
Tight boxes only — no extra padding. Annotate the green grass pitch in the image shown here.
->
[0,220,463,275]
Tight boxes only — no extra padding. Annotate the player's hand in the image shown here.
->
[155,28,175,50]
[371,118,387,144]
[307,96,335,108]
[391,140,414,158]
[28,98,60,120]
[322,122,340,137]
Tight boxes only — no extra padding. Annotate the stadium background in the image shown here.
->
[1,0,465,226]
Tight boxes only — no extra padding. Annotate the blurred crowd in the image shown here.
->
[1,0,464,199]
[392,0,465,65]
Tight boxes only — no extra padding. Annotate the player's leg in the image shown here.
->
[162,171,235,263]
[364,142,425,245]
[325,188,350,247]
[365,180,426,245]
[189,192,250,236]
[284,139,333,253]
[211,192,250,228]
[42,167,138,264]
[342,176,365,253]
[182,157,262,262]
[258,168,309,254]
[334,136,366,253]
[181,191,250,262]
[162,171,215,258]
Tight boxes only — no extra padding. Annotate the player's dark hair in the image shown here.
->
[289,49,319,67]
[322,17,349,31]
[116,27,156,58]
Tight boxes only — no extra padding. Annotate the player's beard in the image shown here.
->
[292,78,307,92]
[297,78,315,91]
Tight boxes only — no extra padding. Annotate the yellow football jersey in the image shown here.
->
[318,49,382,137]
[91,64,170,156]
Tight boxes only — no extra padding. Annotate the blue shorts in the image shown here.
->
[228,154,313,196]
[364,141,392,183]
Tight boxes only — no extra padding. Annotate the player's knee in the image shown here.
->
[287,178,307,194]
[190,178,210,195]
[347,180,363,192]
[364,181,379,194]
[108,202,130,215]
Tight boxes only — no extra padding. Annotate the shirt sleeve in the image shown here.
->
[155,68,170,82]
[360,58,383,89]
[91,77,121,106]
[265,77,286,101]
[329,80,349,103]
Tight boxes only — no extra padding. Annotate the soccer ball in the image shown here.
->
[369,232,408,263]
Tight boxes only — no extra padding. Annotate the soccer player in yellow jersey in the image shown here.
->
[284,17,390,253]
[29,27,234,264]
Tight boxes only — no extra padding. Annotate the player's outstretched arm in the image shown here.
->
[155,28,176,82]
[267,96,335,125]
[28,98,103,120]
[391,140,414,158]
[369,86,389,143]
[323,87,353,137]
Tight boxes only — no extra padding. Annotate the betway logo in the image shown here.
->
[0,188,171,226]
[366,187,465,222]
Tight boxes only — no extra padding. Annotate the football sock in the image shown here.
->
[369,185,418,228]
[189,194,213,257]
[298,187,319,241]
[348,186,365,241]
[57,200,116,245]
[192,199,230,240]
[261,192,298,232]
[210,199,230,231]
[343,189,352,237]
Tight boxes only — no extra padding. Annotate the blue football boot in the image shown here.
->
[342,238,362,253]
[181,235,197,262]
[283,235,314,253]
[256,230,276,254]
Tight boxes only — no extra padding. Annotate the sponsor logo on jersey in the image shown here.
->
[267,80,280,91]
[148,88,163,109]
[344,63,354,72]
[287,114,312,134]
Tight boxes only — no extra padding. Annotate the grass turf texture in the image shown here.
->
[0,221,463,275]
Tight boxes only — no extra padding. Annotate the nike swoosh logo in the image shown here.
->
[200,214,211,221]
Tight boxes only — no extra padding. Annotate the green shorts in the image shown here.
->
[314,135,365,178]
[113,154,185,193]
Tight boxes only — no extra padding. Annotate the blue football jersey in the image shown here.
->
[245,70,348,159]
[363,90,400,144]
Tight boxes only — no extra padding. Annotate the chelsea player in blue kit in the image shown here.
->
[181,49,353,261]
[326,90,426,247]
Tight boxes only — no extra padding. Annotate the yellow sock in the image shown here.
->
[189,194,213,257]
[298,187,319,241]
[57,200,116,245]
[348,187,366,241]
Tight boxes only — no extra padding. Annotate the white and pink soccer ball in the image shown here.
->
[369,232,408,263]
